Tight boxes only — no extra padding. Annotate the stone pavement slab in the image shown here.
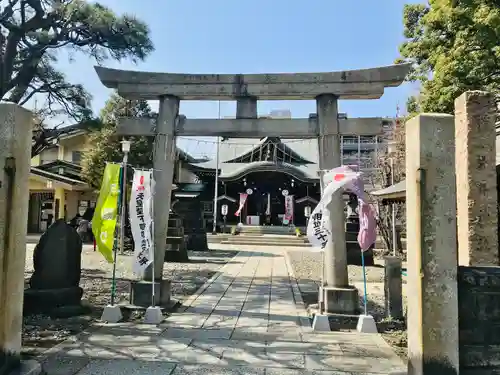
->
[40,246,406,374]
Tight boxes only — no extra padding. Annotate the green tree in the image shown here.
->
[81,93,155,189]
[397,0,500,114]
[0,0,154,154]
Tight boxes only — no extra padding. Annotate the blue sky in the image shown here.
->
[50,0,423,157]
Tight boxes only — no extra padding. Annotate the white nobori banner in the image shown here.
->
[283,195,294,224]
[307,166,361,251]
[130,169,154,274]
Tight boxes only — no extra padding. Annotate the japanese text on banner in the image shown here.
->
[283,195,294,224]
[306,166,377,252]
[130,169,154,274]
[306,166,360,250]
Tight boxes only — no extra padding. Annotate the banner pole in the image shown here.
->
[361,250,368,316]
[110,235,118,306]
[151,170,156,307]
[320,250,325,314]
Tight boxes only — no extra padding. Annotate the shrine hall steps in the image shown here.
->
[236,225,300,235]
[214,234,310,247]
[207,232,361,247]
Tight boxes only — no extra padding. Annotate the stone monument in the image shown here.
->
[405,114,459,375]
[174,198,209,251]
[94,63,410,314]
[164,212,188,262]
[403,92,500,374]
[24,219,85,316]
[455,91,499,266]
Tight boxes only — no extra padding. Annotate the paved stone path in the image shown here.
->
[41,248,406,374]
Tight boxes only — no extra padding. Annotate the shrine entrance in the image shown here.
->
[223,170,317,227]
[94,63,410,314]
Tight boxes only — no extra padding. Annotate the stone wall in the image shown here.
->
[458,266,500,373]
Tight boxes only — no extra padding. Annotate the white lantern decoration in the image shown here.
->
[282,189,289,196]
[304,205,312,218]
[121,139,131,153]
[246,188,253,195]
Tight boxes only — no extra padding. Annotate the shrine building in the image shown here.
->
[177,114,395,230]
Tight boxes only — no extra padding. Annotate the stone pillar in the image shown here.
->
[144,95,179,281]
[54,187,66,220]
[0,104,33,372]
[455,91,498,266]
[316,94,358,314]
[236,97,257,119]
[383,256,403,320]
[65,191,79,219]
[406,114,459,375]
[57,144,65,160]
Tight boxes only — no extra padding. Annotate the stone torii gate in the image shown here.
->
[94,64,410,313]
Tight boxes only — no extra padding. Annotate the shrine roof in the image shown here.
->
[187,137,320,180]
[190,160,317,181]
[219,161,318,181]
[189,137,318,166]
[371,180,406,201]
[372,162,500,202]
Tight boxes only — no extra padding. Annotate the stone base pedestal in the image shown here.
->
[322,286,359,314]
[356,314,378,333]
[101,305,123,323]
[312,314,331,331]
[129,280,171,308]
[164,246,190,262]
[144,306,164,324]
[0,359,42,375]
[23,287,84,316]
[185,233,209,251]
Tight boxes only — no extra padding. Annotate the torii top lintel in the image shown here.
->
[94,64,411,101]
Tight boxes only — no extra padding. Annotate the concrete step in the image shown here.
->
[207,235,307,245]
[237,225,299,235]
[238,233,304,239]
[221,239,312,247]
[221,236,309,244]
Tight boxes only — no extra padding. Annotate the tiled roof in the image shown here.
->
[30,167,86,185]
[189,137,320,180]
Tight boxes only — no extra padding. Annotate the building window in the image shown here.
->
[72,151,82,164]
[342,136,358,144]
[360,136,376,144]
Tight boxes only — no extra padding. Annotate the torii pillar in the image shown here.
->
[317,94,358,313]
[94,63,410,313]
[145,96,178,282]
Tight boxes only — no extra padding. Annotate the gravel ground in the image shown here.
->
[22,244,237,357]
[286,250,408,361]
